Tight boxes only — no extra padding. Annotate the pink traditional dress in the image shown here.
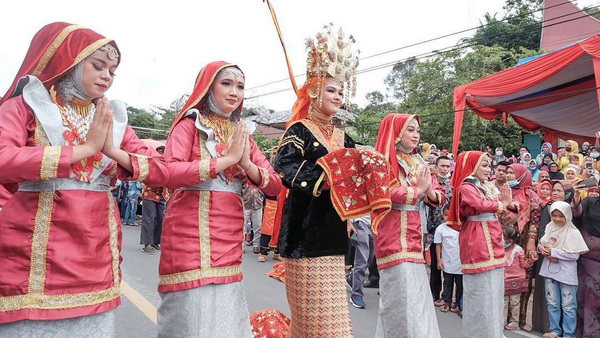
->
[373,113,445,338]
[157,61,281,338]
[0,22,168,336]
[448,151,507,338]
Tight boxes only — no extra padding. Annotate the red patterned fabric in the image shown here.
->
[250,309,290,338]
[316,147,392,233]
[266,261,286,283]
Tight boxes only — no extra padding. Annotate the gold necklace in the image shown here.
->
[198,111,234,144]
[308,106,334,138]
[396,151,420,178]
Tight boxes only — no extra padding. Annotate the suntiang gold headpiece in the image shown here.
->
[305,23,360,98]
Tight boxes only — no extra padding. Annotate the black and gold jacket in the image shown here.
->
[274,119,355,258]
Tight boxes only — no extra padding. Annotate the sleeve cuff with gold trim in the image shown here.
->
[40,146,62,180]
[257,166,270,190]
[130,154,150,181]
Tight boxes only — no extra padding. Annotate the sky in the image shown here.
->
[1,0,598,113]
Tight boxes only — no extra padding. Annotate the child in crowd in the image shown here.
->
[502,225,535,331]
[433,206,462,314]
[538,201,589,338]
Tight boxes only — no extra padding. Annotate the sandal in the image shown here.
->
[504,322,519,331]
[433,299,445,307]
[257,255,266,262]
[450,305,460,313]
[440,305,450,312]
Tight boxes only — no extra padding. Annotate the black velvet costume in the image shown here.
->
[274,120,355,258]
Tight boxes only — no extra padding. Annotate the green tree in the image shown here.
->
[467,0,542,51]
[252,132,279,154]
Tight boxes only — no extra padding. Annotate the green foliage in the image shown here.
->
[252,132,279,153]
[468,0,542,51]
[351,0,547,153]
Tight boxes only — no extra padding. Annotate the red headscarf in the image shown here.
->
[447,151,489,229]
[537,180,553,205]
[0,22,119,107]
[374,113,420,186]
[508,163,540,233]
[169,61,243,131]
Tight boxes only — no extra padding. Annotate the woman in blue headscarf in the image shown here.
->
[536,142,557,166]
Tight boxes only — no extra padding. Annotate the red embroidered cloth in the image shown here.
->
[250,309,290,338]
[316,148,392,233]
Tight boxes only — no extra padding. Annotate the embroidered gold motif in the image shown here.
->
[298,120,344,153]
[400,210,408,253]
[158,265,243,286]
[376,251,424,266]
[158,190,243,286]
[0,285,120,312]
[461,257,505,271]
[107,193,121,286]
[133,154,149,181]
[40,146,61,180]
[481,221,496,260]
[28,191,55,294]
[258,167,270,190]
[45,39,112,84]
[33,25,83,77]
[34,118,51,146]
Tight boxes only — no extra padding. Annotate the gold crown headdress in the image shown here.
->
[305,23,360,99]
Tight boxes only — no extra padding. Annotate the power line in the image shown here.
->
[246,5,600,101]
[246,1,570,92]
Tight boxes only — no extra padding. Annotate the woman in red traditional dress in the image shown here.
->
[373,113,445,338]
[0,22,168,336]
[157,61,282,337]
[448,151,517,338]
[272,24,359,337]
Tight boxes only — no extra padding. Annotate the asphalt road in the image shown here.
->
[117,224,542,338]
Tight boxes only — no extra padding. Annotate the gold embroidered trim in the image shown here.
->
[199,159,211,182]
[280,135,305,147]
[40,146,61,180]
[34,118,51,146]
[134,154,149,181]
[291,160,307,188]
[313,171,326,197]
[28,191,55,294]
[406,187,415,205]
[107,193,121,286]
[158,190,242,286]
[298,120,344,152]
[0,192,122,313]
[199,190,211,273]
[461,257,505,271]
[257,167,270,190]
[158,265,243,286]
[198,133,211,182]
[279,139,305,156]
[496,201,504,214]
[45,39,112,84]
[0,285,120,312]
[33,25,83,77]
[377,251,423,266]
[400,210,408,252]
[481,221,496,260]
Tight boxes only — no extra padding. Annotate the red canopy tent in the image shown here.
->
[452,35,600,155]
